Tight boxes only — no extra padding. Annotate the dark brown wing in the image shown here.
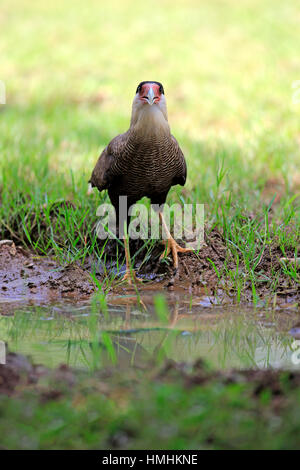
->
[89,131,129,191]
[171,135,187,187]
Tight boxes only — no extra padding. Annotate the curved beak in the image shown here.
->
[146,86,155,105]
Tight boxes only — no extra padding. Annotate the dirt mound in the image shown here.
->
[0,351,77,398]
[87,228,229,286]
[1,351,300,404]
[0,350,47,395]
[173,229,230,288]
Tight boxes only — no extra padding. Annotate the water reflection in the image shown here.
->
[0,293,299,371]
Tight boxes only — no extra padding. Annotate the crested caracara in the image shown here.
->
[90,81,193,283]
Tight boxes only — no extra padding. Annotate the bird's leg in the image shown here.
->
[159,212,194,269]
[122,234,142,285]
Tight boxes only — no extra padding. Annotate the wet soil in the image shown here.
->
[0,227,299,305]
[0,241,94,303]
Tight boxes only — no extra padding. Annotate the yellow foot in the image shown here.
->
[160,238,194,269]
[122,270,143,286]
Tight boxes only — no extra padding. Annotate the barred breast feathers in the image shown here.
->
[89,91,186,192]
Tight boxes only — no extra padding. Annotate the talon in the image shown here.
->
[160,238,194,269]
[158,212,194,269]
[122,270,143,285]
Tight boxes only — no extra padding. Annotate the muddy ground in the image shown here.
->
[0,241,94,303]
[1,349,300,405]
[0,229,299,306]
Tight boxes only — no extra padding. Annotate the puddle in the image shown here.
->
[0,291,299,371]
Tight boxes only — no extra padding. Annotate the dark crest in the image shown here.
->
[136,81,164,95]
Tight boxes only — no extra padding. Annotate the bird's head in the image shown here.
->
[130,81,169,131]
[136,81,164,106]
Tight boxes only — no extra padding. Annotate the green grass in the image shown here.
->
[1,364,300,449]
[0,0,299,301]
[1,2,300,449]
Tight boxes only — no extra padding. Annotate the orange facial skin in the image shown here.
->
[138,83,162,104]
